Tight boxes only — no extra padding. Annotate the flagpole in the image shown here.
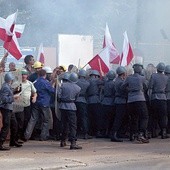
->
[81,63,88,69]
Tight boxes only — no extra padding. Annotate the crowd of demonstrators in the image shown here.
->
[2,51,170,151]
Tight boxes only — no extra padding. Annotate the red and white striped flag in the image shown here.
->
[14,24,25,38]
[120,31,134,66]
[88,47,110,76]
[37,43,45,64]
[103,23,120,64]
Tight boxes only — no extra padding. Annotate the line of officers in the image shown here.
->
[1,59,170,150]
[57,62,170,149]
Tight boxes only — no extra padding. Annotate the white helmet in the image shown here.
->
[43,66,53,74]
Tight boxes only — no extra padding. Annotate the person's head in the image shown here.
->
[61,72,70,82]
[106,70,116,80]
[21,69,29,82]
[33,61,43,72]
[165,65,170,75]
[69,72,78,83]
[9,62,16,71]
[133,63,143,74]
[43,66,53,81]
[156,62,165,73]
[116,66,127,78]
[24,55,35,65]
[78,69,87,79]
[68,64,74,72]
[37,69,46,78]
[89,70,100,79]
[59,65,66,73]
[4,72,14,84]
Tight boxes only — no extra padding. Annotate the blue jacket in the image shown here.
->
[0,82,14,110]
[34,77,55,107]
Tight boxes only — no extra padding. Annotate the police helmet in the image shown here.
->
[116,66,126,75]
[156,62,165,72]
[106,70,116,80]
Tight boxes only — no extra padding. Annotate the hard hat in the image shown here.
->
[21,69,29,75]
[62,72,70,81]
[33,61,43,69]
[106,70,116,80]
[43,66,53,74]
[78,69,87,77]
[4,72,14,83]
[59,65,67,72]
[89,70,100,77]
[156,62,165,72]
[165,65,170,74]
[69,72,78,83]
[116,66,126,75]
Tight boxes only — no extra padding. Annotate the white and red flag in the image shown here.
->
[0,11,22,60]
[14,24,25,38]
[37,43,45,64]
[4,10,18,42]
[3,33,22,60]
[103,23,120,64]
[88,47,110,76]
[120,31,134,66]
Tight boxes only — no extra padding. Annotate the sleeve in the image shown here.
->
[30,82,37,93]
[0,86,14,104]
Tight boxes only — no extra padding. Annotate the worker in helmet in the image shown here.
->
[29,61,43,82]
[43,66,53,81]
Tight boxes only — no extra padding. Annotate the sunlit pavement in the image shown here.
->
[0,137,170,170]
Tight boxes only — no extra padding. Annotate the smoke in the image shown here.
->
[1,0,170,65]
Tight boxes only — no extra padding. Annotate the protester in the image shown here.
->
[24,69,55,141]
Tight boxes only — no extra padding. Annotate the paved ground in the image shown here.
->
[0,137,170,170]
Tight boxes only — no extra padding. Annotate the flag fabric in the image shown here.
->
[88,47,110,75]
[0,11,18,42]
[37,43,45,64]
[0,17,6,41]
[4,10,18,42]
[103,23,120,64]
[120,31,134,66]
[3,33,22,60]
[14,24,25,38]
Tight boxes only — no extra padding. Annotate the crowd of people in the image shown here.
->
[0,52,170,151]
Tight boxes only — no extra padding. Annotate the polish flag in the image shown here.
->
[0,11,18,42]
[3,33,22,60]
[103,23,120,64]
[37,43,45,64]
[120,31,134,66]
[14,24,25,38]
[5,10,18,42]
[88,47,110,75]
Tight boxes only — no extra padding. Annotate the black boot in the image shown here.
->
[0,141,10,151]
[135,132,149,144]
[60,140,66,147]
[70,141,82,150]
[84,133,93,140]
[111,132,123,142]
[10,141,23,147]
[130,133,136,141]
[161,128,169,139]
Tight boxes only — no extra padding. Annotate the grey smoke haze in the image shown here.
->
[0,0,170,65]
